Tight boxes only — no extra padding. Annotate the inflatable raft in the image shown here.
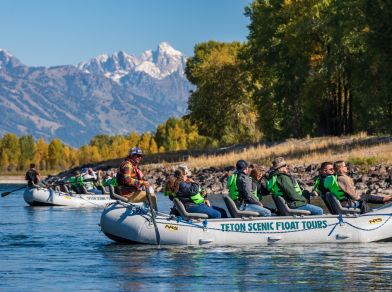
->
[23,187,116,207]
[100,201,392,245]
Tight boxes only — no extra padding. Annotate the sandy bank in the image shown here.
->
[0,176,26,184]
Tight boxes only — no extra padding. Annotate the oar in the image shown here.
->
[146,186,160,246]
[1,185,27,197]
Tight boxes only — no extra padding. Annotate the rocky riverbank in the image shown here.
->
[143,163,392,196]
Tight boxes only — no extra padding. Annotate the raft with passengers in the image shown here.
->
[100,152,392,245]
[23,165,116,207]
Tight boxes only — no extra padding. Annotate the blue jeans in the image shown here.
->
[187,204,227,219]
[296,204,323,215]
[87,188,103,195]
[243,204,271,217]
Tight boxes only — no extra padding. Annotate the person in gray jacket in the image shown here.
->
[235,160,271,217]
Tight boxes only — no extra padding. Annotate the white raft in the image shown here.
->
[100,202,392,245]
[23,187,116,207]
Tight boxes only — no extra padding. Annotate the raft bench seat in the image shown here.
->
[173,198,208,221]
[325,193,361,215]
[272,196,311,216]
[223,195,260,218]
[317,192,334,214]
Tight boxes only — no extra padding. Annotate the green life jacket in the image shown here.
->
[110,177,118,187]
[226,174,239,200]
[190,186,204,204]
[77,177,84,186]
[312,177,321,193]
[69,177,77,187]
[267,175,302,197]
[323,175,346,201]
[103,177,118,187]
[69,176,84,187]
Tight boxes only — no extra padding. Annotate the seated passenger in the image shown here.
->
[163,173,181,216]
[312,162,334,197]
[249,165,277,214]
[174,166,227,219]
[163,174,176,201]
[267,157,323,215]
[102,170,117,188]
[325,160,392,213]
[229,160,271,217]
[82,168,102,194]
[249,165,270,200]
[69,170,83,193]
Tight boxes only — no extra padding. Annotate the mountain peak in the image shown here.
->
[0,48,23,69]
[0,48,13,58]
[79,43,187,81]
[157,42,182,56]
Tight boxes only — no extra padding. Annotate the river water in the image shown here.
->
[1,184,391,291]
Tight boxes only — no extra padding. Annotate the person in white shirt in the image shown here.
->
[82,168,102,194]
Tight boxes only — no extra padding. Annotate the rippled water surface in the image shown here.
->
[1,184,391,291]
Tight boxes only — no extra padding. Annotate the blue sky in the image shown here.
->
[0,0,252,67]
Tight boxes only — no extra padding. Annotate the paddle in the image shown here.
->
[1,185,27,197]
[146,186,160,246]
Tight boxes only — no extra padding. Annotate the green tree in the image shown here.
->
[149,137,158,154]
[186,41,261,145]
[128,131,140,147]
[138,132,152,154]
[78,145,101,165]
[18,135,36,170]
[35,137,49,170]
[0,151,9,172]
[48,139,65,170]
[111,135,130,158]
[244,0,371,138]
[1,133,21,171]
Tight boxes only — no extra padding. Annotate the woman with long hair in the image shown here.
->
[172,166,227,219]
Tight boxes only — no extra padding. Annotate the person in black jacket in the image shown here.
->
[25,163,42,187]
[173,166,227,218]
[235,160,271,217]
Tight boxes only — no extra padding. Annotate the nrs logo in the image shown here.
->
[164,224,178,231]
[368,218,382,224]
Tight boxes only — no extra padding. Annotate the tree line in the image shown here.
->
[186,0,392,142]
[0,117,213,173]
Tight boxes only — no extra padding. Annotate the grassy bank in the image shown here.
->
[182,133,392,169]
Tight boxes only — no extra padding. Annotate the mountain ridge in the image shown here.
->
[0,43,193,147]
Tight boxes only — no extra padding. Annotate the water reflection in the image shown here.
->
[99,243,392,291]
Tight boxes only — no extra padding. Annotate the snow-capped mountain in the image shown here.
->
[0,49,23,69]
[78,42,187,82]
[0,43,193,147]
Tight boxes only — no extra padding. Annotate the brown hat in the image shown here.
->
[177,165,192,177]
[272,157,287,170]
